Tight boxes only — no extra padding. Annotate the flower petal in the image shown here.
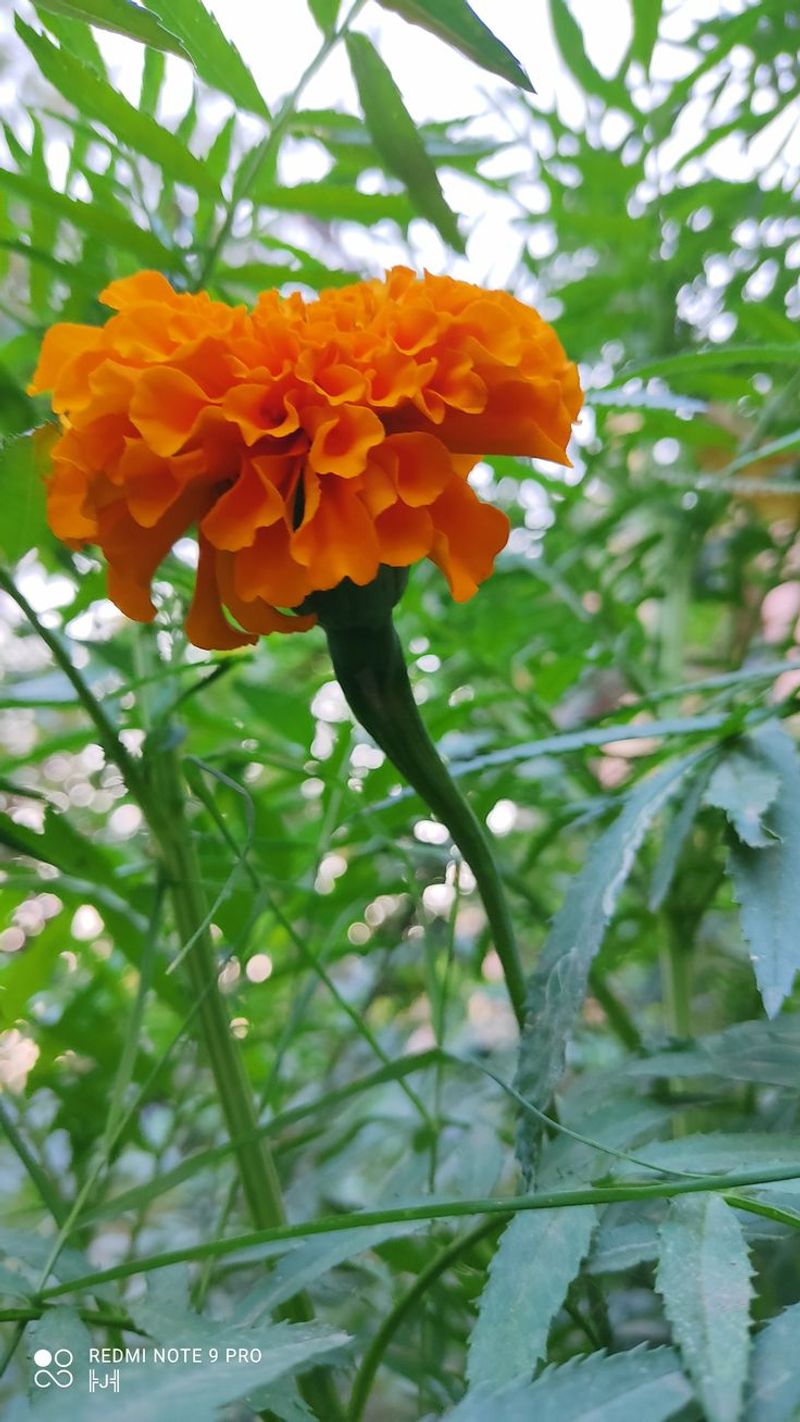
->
[429,480,509,601]
[201,455,290,551]
[130,367,210,457]
[292,477,380,588]
[186,535,256,650]
[305,404,385,479]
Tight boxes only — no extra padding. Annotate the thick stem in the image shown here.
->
[147,747,286,1229]
[324,616,527,1028]
[147,746,342,1420]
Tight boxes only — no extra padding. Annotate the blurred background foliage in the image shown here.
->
[2,0,800,1418]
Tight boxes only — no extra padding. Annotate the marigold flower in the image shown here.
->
[30,267,582,650]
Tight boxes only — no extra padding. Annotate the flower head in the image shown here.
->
[30,268,582,650]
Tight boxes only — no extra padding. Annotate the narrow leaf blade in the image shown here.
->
[727,721,800,1016]
[704,742,781,848]
[145,0,269,119]
[746,1301,800,1422]
[345,33,463,251]
[467,1207,596,1388]
[16,17,219,197]
[377,0,533,91]
[449,1346,692,1422]
[516,754,700,1169]
[0,427,55,565]
[35,0,187,56]
[657,1195,752,1422]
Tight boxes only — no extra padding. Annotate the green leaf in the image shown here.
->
[548,0,628,107]
[704,742,781,848]
[727,722,800,1017]
[345,34,463,252]
[34,0,186,56]
[236,1221,424,1316]
[34,4,106,74]
[16,18,219,198]
[627,1015,800,1090]
[0,918,66,1028]
[0,427,55,565]
[308,0,340,32]
[656,1195,753,1422]
[25,1298,347,1420]
[204,112,236,187]
[515,753,701,1169]
[0,167,177,267]
[250,180,415,229]
[447,1346,692,1421]
[27,120,57,316]
[467,1207,597,1388]
[618,345,800,383]
[140,45,166,116]
[629,0,662,76]
[144,0,269,119]
[588,1217,659,1275]
[649,759,714,909]
[376,0,532,91]
[746,1301,800,1422]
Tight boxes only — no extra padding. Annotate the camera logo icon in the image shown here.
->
[33,1348,74,1389]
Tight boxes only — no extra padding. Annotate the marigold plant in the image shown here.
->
[30,267,582,649]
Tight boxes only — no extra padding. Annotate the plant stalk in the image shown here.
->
[323,614,527,1028]
[145,745,342,1420]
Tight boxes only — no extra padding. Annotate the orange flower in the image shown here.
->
[30,268,582,650]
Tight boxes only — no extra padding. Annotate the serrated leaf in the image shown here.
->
[516,753,700,1171]
[746,1301,800,1422]
[657,1195,752,1422]
[144,0,269,119]
[16,18,219,198]
[467,1207,596,1388]
[25,1298,347,1420]
[0,168,176,268]
[448,1346,692,1421]
[377,0,532,91]
[34,0,186,56]
[345,34,463,252]
[704,743,781,848]
[727,721,800,1017]
[0,427,55,565]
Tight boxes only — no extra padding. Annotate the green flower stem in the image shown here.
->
[323,615,527,1028]
[348,1217,498,1422]
[146,746,286,1230]
[146,745,343,1421]
[41,1162,800,1299]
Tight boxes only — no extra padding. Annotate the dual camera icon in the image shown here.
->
[32,1347,74,1389]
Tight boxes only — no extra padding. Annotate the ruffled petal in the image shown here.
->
[305,404,385,479]
[291,477,380,589]
[185,535,256,650]
[201,455,289,551]
[429,480,509,601]
[129,367,210,457]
